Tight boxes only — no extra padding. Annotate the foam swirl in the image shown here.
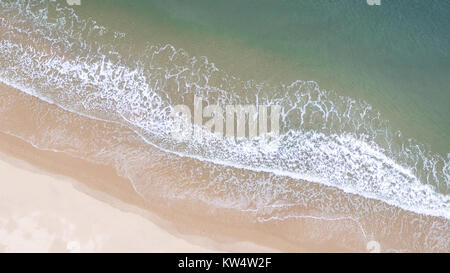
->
[0,0,448,219]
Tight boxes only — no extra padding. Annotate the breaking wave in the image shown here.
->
[0,0,448,220]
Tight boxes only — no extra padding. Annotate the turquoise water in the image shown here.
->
[78,0,450,153]
[0,0,449,251]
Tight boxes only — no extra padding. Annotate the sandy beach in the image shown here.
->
[0,82,307,253]
[0,83,279,252]
[0,133,277,252]
[0,81,448,252]
[0,152,213,252]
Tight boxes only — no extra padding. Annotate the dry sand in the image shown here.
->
[0,80,283,253]
[0,152,217,252]
[0,138,275,252]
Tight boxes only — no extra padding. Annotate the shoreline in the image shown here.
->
[0,147,216,252]
[0,83,447,252]
[0,82,316,252]
[0,130,284,252]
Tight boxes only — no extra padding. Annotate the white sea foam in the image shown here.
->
[0,0,449,221]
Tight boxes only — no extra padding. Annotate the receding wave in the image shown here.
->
[0,0,449,222]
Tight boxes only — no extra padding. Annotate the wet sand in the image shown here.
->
[0,131,278,252]
[0,81,448,252]
[0,151,215,252]
[0,82,287,252]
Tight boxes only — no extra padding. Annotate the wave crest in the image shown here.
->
[0,0,448,219]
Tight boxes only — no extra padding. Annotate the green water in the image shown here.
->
[73,0,450,154]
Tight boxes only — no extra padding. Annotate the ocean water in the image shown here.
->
[0,0,449,251]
